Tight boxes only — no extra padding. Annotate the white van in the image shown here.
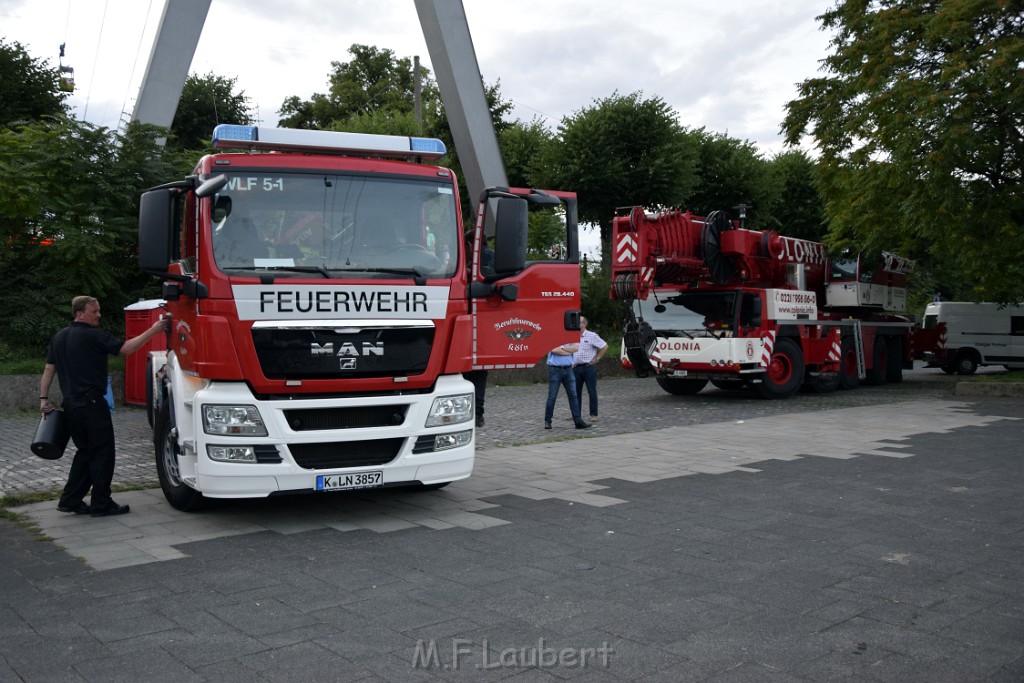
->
[920,301,1024,374]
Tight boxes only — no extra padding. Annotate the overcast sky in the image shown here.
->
[2,0,834,156]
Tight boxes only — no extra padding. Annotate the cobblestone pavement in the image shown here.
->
[2,365,1023,682]
[0,364,977,498]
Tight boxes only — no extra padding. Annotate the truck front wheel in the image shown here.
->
[154,402,207,512]
[756,338,804,399]
[865,337,888,385]
[838,337,860,390]
[885,337,904,383]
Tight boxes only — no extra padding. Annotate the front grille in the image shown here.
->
[289,438,404,469]
[253,325,434,379]
[284,405,408,431]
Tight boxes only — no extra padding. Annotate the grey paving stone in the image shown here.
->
[1,375,1022,681]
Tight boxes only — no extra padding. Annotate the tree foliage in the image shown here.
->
[766,150,827,242]
[499,117,554,189]
[539,92,699,243]
[783,0,1024,304]
[278,44,441,130]
[0,118,189,351]
[688,131,775,227]
[169,72,254,151]
[0,37,69,126]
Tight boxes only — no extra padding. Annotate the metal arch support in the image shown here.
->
[414,0,508,219]
[131,0,212,129]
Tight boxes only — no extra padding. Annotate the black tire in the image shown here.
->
[655,377,709,395]
[940,361,957,375]
[953,351,979,375]
[886,337,904,383]
[710,378,746,391]
[154,401,207,512]
[865,337,888,385]
[838,337,860,390]
[755,338,805,399]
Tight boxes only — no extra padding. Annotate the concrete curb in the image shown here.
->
[0,373,126,412]
[955,381,1024,397]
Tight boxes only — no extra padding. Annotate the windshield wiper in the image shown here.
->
[260,265,332,278]
[334,266,422,276]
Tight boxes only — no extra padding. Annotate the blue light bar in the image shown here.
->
[410,137,447,155]
[211,125,447,160]
[211,124,256,143]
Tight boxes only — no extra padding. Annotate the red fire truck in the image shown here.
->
[139,125,581,510]
[611,206,916,399]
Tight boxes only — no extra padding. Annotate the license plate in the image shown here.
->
[316,471,383,492]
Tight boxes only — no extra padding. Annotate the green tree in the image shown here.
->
[0,118,188,351]
[540,92,700,244]
[783,0,1024,304]
[765,150,827,242]
[279,44,441,130]
[499,117,554,189]
[688,131,776,227]
[169,72,254,151]
[0,37,69,126]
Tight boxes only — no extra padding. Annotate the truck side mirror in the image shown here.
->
[139,188,174,275]
[492,197,527,275]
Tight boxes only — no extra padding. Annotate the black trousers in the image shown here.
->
[465,370,488,418]
[59,399,116,511]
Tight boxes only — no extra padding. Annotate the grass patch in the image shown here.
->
[962,369,1024,383]
[1,491,59,510]
[0,492,58,540]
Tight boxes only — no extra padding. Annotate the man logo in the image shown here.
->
[311,343,334,356]
[311,341,385,357]
[339,358,357,370]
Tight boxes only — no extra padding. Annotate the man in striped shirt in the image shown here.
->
[573,315,607,422]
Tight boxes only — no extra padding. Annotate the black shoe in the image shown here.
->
[544,421,552,429]
[57,502,89,515]
[476,415,484,428]
[91,502,130,517]
[575,421,592,429]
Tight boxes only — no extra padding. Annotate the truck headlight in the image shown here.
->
[425,393,474,427]
[207,445,257,463]
[433,430,473,451]
[203,404,268,436]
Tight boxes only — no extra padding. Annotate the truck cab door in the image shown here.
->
[467,193,581,370]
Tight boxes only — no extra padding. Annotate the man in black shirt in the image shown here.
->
[39,296,168,517]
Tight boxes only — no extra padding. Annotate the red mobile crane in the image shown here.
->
[611,207,916,399]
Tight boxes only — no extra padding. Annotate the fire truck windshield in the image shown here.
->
[210,172,458,279]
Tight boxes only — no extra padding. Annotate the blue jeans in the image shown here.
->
[545,365,583,424]
[573,363,599,417]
